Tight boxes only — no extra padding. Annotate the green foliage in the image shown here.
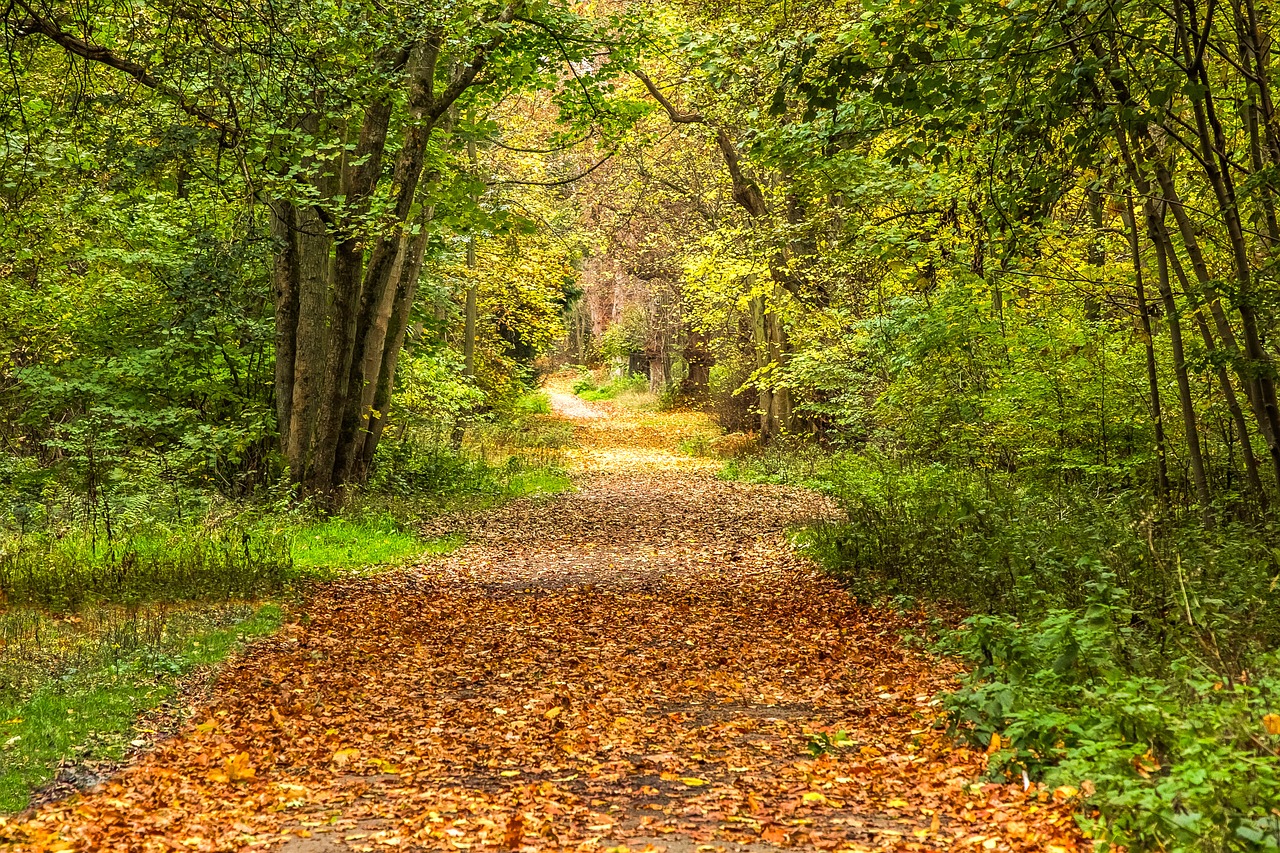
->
[288,516,458,573]
[598,307,648,361]
[513,391,552,416]
[0,528,291,613]
[392,348,487,447]
[775,452,1280,851]
[804,730,853,757]
[946,611,1280,851]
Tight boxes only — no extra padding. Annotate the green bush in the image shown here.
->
[945,600,1280,851]
[775,451,1280,851]
[513,391,552,415]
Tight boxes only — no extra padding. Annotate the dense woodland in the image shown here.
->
[4,0,1280,847]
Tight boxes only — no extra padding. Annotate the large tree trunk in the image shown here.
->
[272,15,514,494]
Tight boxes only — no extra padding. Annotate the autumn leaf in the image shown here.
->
[1132,749,1160,778]
[331,748,361,766]
[502,812,524,850]
[1263,714,1280,736]
[207,752,255,784]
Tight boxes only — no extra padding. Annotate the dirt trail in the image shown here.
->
[1,397,1087,853]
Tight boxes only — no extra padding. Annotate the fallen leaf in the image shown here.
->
[332,748,361,766]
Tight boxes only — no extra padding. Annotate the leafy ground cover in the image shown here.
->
[572,372,651,403]
[1,399,1087,852]
[0,604,283,813]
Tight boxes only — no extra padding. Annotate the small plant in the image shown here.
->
[513,391,552,415]
[804,730,854,756]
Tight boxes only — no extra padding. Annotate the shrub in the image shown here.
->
[769,450,1280,851]
[576,373,649,401]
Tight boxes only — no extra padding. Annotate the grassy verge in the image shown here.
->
[288,517,464,574]
[0,514,474,812]
[0,414,574,813]
[0,603,282,812]
[572,373,649,402]
[719,442,1280,851]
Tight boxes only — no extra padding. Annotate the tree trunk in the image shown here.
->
[1122,193,1171,508]
[464,236,478,377]
[1149,202,1212,518]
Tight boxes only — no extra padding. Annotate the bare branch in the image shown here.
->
[634,70,704,123]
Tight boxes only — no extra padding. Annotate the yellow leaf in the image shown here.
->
[1263,713,1280,735]
[332,748,361,766]
[223,751,256,783]
[679,777,707,787]
[986,732,1001,754]
[499,770,521,777]
[802,792,828,805]
[886,798,910,808]
[544,707,562,720]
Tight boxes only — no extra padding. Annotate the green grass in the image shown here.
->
[0,527,292,612]
[0,603,282,812]
[512,391,551,415]
[289,516,456,572]
[505,468,573,499]
[573,373,649,402]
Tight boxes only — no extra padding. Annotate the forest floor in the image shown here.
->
[0,390,1088,853]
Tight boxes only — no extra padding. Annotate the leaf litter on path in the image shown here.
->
[0,401,1088,852]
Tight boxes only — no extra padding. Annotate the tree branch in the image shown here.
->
[427,3,519,121]
[491,149,617,186]
[634,70,704,123]
[11,0,239,142]
[632,68,765,217]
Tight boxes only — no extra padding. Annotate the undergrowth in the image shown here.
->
[725,443,1280,852]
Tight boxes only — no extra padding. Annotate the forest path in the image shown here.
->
[2,392,1087,853]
